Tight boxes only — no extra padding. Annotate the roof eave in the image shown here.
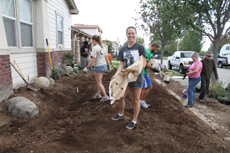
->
[66,0,79,15]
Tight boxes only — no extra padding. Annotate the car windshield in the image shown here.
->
[181,52,192,58]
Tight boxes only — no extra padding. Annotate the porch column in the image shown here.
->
[35,0,51,77]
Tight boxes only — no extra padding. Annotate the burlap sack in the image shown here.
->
[109,56,144,104]
[163,72,172,82]
[148,58,162,72]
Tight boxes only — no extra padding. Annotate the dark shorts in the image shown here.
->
[94,64,107,73]
[128,82,142,89]
[142,74,152,88]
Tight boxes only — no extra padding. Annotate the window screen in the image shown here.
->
[57,15,63,44]
[0,0,17,47]
[19,0,33,47]
[21,23,32,47]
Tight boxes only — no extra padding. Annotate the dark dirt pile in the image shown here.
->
[0,71,229,153]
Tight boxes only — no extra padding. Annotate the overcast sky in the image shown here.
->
[72,0,211,51]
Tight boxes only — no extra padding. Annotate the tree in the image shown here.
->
[200,51,206,56]
[208,35,230,52]
[168,0,230,81]
[165,40,178,55]
[103,40,114,53]
[179,29,203,52]
[135,0,186,64]
[136,36,145,45]
[123,36,145,46]
[208,43,214,52]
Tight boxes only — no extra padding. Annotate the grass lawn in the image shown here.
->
[111,59,120,69]
[162,68,182,77]
[163,57,168,60]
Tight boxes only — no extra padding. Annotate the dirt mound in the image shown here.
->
[0,71,229,152]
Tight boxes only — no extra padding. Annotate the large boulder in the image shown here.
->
[34,77,50,88]
[63,66,73,74]
[48,78,55,86]
[7,97,39,119]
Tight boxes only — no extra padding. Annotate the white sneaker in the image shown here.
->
[140,100,148,108]
[93,94,102,99]
[100,96,110,102]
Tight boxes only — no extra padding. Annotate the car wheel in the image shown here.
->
[179,64,185,74]
[168,61,172,69]
[218,62,223,68]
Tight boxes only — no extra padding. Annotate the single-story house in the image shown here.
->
[74,24,103,36]
[71,26,92,63]
[0,0,79,102]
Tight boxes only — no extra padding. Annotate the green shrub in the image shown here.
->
[226,82,230,92]
[64,51,74,65]
[208,81,226,98]
[217,96,230,101]
[69,71,75,75]
[51,67,62,80]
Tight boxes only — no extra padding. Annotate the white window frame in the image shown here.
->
[1,0,18,47]
[1,0,34,49]
[56,11,64,48]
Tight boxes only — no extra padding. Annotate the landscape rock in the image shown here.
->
[73,67,79,73]
[65,66,73,74]
[7,97,39,119]
[34,77,50,88]
[49,78,55,86]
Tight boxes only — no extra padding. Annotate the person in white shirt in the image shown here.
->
[83,35,110,102]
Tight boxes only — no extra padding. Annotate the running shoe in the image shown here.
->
[111,114,124,120]
[93,94,102,99]
[100,96,110,102]
[126,122,136,130]
[140,101,148,108]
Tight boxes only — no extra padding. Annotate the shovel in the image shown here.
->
[10,62,37,92]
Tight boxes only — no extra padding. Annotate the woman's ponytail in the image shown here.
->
[98,36,103,49]
[92,35,103,49]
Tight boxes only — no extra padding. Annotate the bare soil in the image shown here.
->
[0,71,230,153]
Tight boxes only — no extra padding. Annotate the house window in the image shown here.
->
[57,15,63,44]
[0,0,33,47]
[19,0,33,47]
[226,46,230,50]
[0,0,17,47]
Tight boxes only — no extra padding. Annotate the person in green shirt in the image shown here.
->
[199,51,219,102]
[140,42,160,108]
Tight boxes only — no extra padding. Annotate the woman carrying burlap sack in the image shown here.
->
[110,26,147,130]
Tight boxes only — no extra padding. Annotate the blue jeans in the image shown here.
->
[188,76,201,105]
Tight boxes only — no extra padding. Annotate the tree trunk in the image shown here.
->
[160,44,165,65]
[211,41,219,82]
[213,41,219,65]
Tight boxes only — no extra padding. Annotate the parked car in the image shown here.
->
[218,44,230,68]
[217,54,228,68]
[154,54,161,59]
[168,51,202,74]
